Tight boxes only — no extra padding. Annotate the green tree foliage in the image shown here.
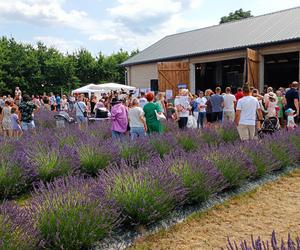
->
[0,36,138,95]
[220,9,253,24]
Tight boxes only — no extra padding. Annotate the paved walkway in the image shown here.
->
[130,170,300,250]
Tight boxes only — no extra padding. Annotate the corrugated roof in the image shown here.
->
[122,7,300,66]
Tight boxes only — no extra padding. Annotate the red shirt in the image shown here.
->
[235,91,244,101]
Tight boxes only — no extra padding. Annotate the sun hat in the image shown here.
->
[179,89,189,95]
[285,108,295,114]
[268,92,276,98]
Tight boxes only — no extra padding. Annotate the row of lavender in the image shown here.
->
[225,231,300,250]
[1,127,300,249]
[0,116,239,200]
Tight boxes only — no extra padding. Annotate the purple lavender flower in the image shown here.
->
[28,176,120,250]
[0,201,39,249]
[162,152,227,203]
[225,231,300,250]
[98,160,186,225]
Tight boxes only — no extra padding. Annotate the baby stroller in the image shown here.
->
[54,111,75,128]
[259,116,280,137]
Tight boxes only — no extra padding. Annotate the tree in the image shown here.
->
[0,36,139,95]
[220,9,253,24]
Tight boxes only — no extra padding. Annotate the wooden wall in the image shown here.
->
[247,48,260,89]
[157,61,190,95]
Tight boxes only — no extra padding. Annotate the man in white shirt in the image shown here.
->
[223,87,236,122]
[174,89,190,129]
[139,92,148,109]
[235,84,263,140]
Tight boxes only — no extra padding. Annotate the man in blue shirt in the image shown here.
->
[210,87,224,124]
[285,81,299,123]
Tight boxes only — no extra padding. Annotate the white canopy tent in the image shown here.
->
[72,83,136,99]
[72,84,104,98]
[95,83,136,92]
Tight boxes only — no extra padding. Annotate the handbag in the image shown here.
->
[76,102,87,117]
[187,115,197,129]
[155,110,166,121]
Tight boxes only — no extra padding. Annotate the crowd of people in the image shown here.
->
[0,81,299,140]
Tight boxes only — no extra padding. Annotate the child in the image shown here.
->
[11,107,22,138]
[166,103,178,121]
[286,108,297,131]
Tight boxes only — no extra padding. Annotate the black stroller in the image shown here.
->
[54,111,75,128]
[258,116,280,137]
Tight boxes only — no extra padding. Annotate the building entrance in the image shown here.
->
[264,52,299,90]
[195,58,245,93]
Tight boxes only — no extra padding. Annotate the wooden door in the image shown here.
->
[247,48,260,89]
[157,61,190,95]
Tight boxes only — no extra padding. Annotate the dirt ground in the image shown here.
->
[130,170,300,250]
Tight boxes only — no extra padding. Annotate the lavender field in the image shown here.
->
[1,111,300,250]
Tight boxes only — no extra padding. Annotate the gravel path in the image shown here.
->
[130,169,300,250]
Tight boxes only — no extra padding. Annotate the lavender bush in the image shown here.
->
[118,138,153,167]
[0,139,29,198]
[200,128,222,146]
[166,153,227,203]
[217,123,239,143]
[82,121,112,141]
[100,162,186,225]
[149,133,177,158]
[0,160,27,199]
[264,133,299,169]
[176,129,202,152]
[29,176,120,250]
[242,141,282,177]
[225,231,300,250]
[288,131,300,164]
[0,202,38,250]
[208,144,256,188]
[34,111,57,129]
[77,138,115,176]
[23,135,78,183]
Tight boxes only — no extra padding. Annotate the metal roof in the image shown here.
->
[122,7,300,66]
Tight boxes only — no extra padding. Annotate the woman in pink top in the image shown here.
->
[111,98,128,139]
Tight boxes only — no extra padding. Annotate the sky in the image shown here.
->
[1,0,300,56]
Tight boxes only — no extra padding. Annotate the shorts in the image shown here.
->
[223,111,235,122]
[212,112,223,122]
[76,116,87,123]
[21,121,35,131]
[237,124,256,140]
[206,113,212,123]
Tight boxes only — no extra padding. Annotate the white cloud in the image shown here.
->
[189,0,203,8]
[33,36,83,53]
[91,0,208,50]
[89,34,119,41]
[0,0,208,53]
[108,0,182,19]
[0,0,99,35]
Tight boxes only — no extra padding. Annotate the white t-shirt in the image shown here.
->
[174,96,190,117]
[139,97,148,108]
[236,96,260,126]
[223,94,236,112]
[196,97,207,112]
[128,107,144,128]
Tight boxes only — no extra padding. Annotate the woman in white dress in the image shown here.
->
[0,101,12,137]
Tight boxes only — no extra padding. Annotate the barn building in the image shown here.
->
[121,7,300,95]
